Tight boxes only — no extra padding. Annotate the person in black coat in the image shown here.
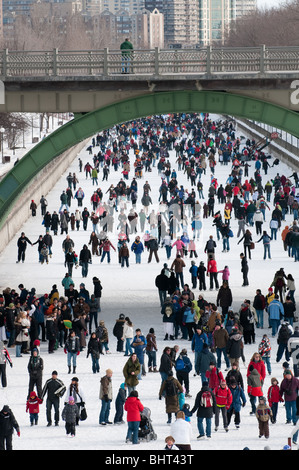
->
[79,244,92,278]
[93,277,103,314]
[159,346,173,381]
[87,331,103,373]
[155,269,170,307]
[226,328,245,366]
[240,253,249,286]
[51,211,60,235]
[27,348,44,399]
[190,381,216,439]
[16,232,32,263]
[0,405,20,450]
[41,371,66,426]
[113,314,126,352]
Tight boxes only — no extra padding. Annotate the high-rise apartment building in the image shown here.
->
[199,0,236,45]
[102,0,145,15]
[131,7,164,48]
[235,0,256,18]
[147,0,199,47]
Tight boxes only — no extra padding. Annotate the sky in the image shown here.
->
[257,0,291,8]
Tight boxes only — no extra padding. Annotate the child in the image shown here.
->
[188,239,198,258]
[62,396,80,438]
[164,435,179,450]
[181,403,192,423]
[267,377,283,424]
[217,265,230,285]
[258,334,272,376]
[256,396,272,439]
[114,383,127,425]
[26,391,42,426]
[189,261,198,290]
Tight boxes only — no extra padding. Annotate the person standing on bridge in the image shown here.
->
[120,38,133,74]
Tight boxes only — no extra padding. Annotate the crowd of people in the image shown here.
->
[0,112,299,450]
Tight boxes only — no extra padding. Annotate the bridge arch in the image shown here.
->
[0,89,298,226]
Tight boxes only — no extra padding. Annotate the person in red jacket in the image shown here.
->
[267,377,283,424]
[246,353,266,384]
[26,391,43,426]
[207,255,219,290]
[99,237,116,264]
[124,390,144,445]
[205,362,224,390]
[213,379,232,432]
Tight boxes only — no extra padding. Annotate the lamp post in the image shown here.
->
[0,127,5,162]
[11,122,16,155]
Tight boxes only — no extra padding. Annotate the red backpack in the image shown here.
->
[201,390,213,408]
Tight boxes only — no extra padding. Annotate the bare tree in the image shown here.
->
[224,0,299,47]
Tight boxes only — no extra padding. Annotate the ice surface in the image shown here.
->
[0,114,298,451]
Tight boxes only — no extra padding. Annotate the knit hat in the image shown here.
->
[68,396,75,404]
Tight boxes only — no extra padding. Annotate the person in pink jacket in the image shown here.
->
[124,390,144,444]
[172,238,185,257]
[218,265,230,284]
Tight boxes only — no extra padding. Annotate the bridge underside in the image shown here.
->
[0,76,297,112]
[0,89,299,228]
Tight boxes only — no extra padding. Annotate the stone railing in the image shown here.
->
[0,45,299,78]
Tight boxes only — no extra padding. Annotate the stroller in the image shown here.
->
[138,407,157,442]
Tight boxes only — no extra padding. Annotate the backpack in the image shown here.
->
[206,239,215,251]
[278,324,291,344]
[200,390,213,408]
[165,379,177,397]
[96,326,104,340]
[175,357,186,371]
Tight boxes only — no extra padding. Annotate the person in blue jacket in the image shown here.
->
[268,295,284,337]
[114,382,127,424]
[131,329,147,378]
[189,261,198,289]
[175,348,193,398]
[227,377,247,429]
[131,236,144,264]
[191,326,208,376]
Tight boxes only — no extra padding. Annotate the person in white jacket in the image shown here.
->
[170,411,192,450]
[122,318,134,357]
[253,209,263,235]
